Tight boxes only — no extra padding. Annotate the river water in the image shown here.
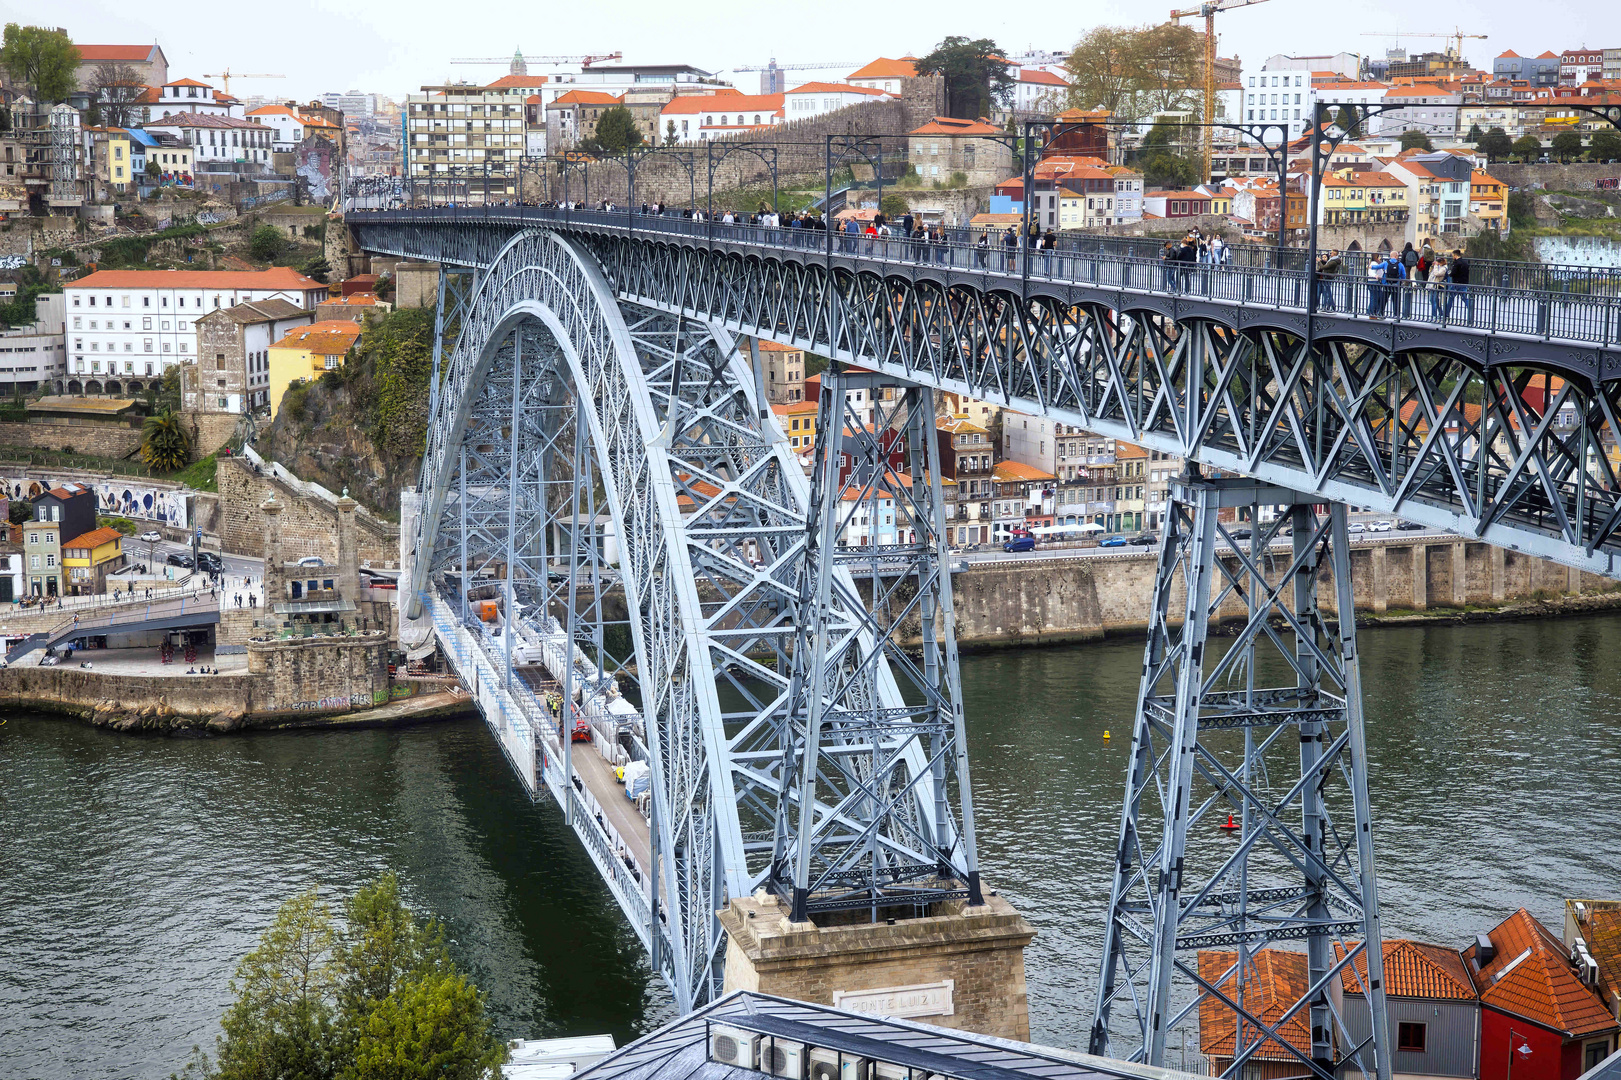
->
[4,615,1621,1078]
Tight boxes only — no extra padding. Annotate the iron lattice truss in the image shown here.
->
[408,230,978,1011]
[1091,478,1390,1080]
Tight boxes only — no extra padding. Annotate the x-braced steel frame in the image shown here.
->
[1091,474,1390,1080]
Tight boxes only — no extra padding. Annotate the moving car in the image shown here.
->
[139,530,162,543]
[197,551,223,573]
[1228,528,1253,541]
[1002,535,1036,553]
[1129,532,1158,546]
[1099,535,1129,548]
[166,552,194,568]
[1346,522,1365,534]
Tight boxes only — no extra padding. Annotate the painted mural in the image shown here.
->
[296,135,338,204]
[4,476,189,529]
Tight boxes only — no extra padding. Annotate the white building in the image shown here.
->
[246,105,313,151]
[1242,69,1315,137]
[63,269,325,387]
[150,78,242,120]
[846,57,917,94]
[1012,68,1068,114]
[1258,52,1360,79]
[660,93,783,142]
[0,293,67,393]
[783,82,893,120]
[143,114,273,168]
[1377,85,1462,140]
[321,90,381,117]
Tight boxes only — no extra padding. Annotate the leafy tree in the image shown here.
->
[582,105,643,156]
[0,24,80,102]
[1064,23,1201,123]
[664,119,678,147]
[360,307,435,458]
[1511,134,1543,161]
[146,159,161,178]
[1478,127,1513,163]
[349,969,505,1080]
[880,192,910,219]
[249,225,288,262]
[140,410,192,472]
[914,36,1015,121]
[1466,123,1485,144]
[1399,129,1433,152]
[88,62,146,128]
[155,366,182,413]
[1334,107,1364,139]
[1592,128,1621,162]
[300,256,332,284]
[1551,129,1585,162]
[1138,118,1200,189]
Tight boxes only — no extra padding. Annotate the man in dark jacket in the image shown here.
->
[1445,248,1473,323]
[1316,249,1344,311]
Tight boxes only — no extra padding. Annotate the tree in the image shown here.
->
[1466,123,1485,144]
[1399,129,1433,152]
[1591,128,1621,162]
[1551,129,1585,162]
[146,159,161,178]
[140,410,192,472]
[349,969,505,1080]
[300,256,332,284]
[88,62,146,128]
[913,37,1015,121]
[249,225,288,262]
[1334,107,1364,139]
[582,105,643,156]
[0,24,80,102]
[1138,117,1200,189]
[1064,23,1201,123]
[664,119,678,147]
[1511,134,1543,161]
[1478,127,1513,163]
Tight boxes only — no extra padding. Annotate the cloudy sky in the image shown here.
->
[14,0,1621,101]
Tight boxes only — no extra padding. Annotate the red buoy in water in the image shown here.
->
[1220,812,1240,831]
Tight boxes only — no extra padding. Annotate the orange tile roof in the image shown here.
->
[1019,69,1068,86]
[551,90,622,106]
[992,461,1056,483]
[662,93,783,115]
[937,415,988,436]
[247,104,300,118]
[74,44,157,62]
[271,320,362,355]
[317,293,380,306]
[786,82,891,96]
[771,400,819,416]
[848,57,918,80]
[839,469,914,502]
[1361,172,1408,187]
[63,527,125,552]
[1114,443,1147,459]
[68,268,323,292]
[910,116,1003,136]
[1336,940,1478,1001]
[486,73,549,89]
[1464,908,1616,1037]
[1573,903,1621,1012]
[164,78,213,89]
[755,340,801,352]
[1198,949,1312,1062]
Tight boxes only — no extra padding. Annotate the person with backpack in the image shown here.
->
[1446,248,1473,324]
[1316,249,1344,312]
[1399,242,1419,316]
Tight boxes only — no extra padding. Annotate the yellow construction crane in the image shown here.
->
[1170,0,1270,182]
[1361,29,1488,62]
[201,70,285,97]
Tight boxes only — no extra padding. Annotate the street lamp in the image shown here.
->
[1507,1028,1532,1080]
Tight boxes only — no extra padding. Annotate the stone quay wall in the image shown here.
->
[217,456,397,566]
[0,421,143,459]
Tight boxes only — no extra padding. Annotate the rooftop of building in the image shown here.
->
[1336,939,1478,1000]
[909,116,1003,136]
[1463,907,1616,1037]
[1019,68,1069,86]
[68,268,323,292]
[937,414,989,435]
[62,526,125,551]
[73,43,160,62]
[206,298,308,325]
[550,89,624,106]
[847,57,919,81]
[769,400,818,416]
[785,82,891,96]
[662,93,784,114]
[317,293,382,307]
[993,460,1057,483]
[145,113,264,130]
[1198,949,1311,1062]
[271,320,362,354]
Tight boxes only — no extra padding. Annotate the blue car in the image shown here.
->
[1003,535,1036,553]
[1099,535,1129,548]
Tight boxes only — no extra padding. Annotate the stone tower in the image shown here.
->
[261,497,283,615]
[335,494,360,608]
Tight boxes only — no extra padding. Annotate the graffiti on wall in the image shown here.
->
[296,136,338,204]
[3,476,189,529]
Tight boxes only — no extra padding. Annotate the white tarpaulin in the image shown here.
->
[1032,522,1103,536]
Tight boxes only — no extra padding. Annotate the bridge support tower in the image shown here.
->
[1091,475,1391,1080]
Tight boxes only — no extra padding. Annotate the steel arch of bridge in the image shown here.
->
[408,228,978,1011]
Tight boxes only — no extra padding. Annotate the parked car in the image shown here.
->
[166,552,194,569]
[1369,520,1393,533]
[138,530,162,543]
[197,551,223,573]
[1099,535,1129,548]
[1396,520,1425,531]
[1002,535,1036,553]
[1229,528,1252,541]
[1346,522,1366,534]
[1129,532,1158,546]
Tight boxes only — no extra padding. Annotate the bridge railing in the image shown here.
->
[365,205,1621,348]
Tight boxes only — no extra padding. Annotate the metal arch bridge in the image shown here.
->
[353,207,1621,1080]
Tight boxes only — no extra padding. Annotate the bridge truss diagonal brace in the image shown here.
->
[1091,475,1391,1080]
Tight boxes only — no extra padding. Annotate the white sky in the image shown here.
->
[13,0,1621,102]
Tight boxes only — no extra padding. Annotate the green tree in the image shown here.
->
[1592,128,1621,162]
[1551,129,1585,162]
[1466,123,1485,144]
[914,36,1015,121]
[880,192,910,219]
[1334,106,1364,139]
[0,24,80,102]
[664,119,678,147]
[1399,128,1433,152]
[1064,23,1200,122]
[249,225,288,262]
[140,410,193,472]
[146,159,161,178]
[300,255,332,284]
[1511,134,1543,161]
[1138,118,1200,189]
[349,969,504,1080]
[212,888,341,1080]
[1478,127,1513,163]
[582,105,643,156]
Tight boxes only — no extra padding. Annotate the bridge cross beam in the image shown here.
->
[1091,475,1391,1080]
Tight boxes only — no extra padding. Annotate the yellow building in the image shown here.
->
[61,526,125,595]
[1361,172,1409,224]
[1471,169,1508,232]
[266,320,361,418]
[1321,173,1369,225]
[771,399,819,454]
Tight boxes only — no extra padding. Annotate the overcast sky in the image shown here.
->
[14,0,1621,101]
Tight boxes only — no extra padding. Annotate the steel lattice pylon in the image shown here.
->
[1091,475,1391,1080]
[772,366,982,920]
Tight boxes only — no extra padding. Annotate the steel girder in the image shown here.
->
[409,228,958,1011]
[1090,477,1390,1080]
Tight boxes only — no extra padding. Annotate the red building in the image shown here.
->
[1464,909,1618,1080]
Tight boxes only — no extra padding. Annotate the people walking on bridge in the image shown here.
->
[1427,255,1450,318]
[1003,228,1017,272]
[1316,249,1343,311]
[1399,242,1419,316]
[1445,249,1473,324]
[975,232,989,269]
[1161,242,1178,291]
[1367,253,1395,318]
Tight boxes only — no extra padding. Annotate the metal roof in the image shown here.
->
[273,599,356,615]
[577,991,1209,1080]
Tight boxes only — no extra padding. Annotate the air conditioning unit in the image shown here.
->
[762,1038,808,1078]
[709,1025,760,1070]
[1581,954,1601,987]
[872,1062,918,1080]
[809,1047,870,1080]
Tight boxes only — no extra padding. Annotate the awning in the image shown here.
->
[273,599,357,615]
[405,641,438,662]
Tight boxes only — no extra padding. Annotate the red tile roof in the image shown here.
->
[1464,908,1616,1037]
[271,320,362,354]
[1019,68,1068,86]
[661,93,784,116]
[848,57,918,80]
[1572,903,1621,1014]
[551,90,622,106]
[68,268,323,292]
[74,44,157,62]
[992,460,1056,483]
[785,82,891,96]
[164,78,212,88]
[1198,949,1312,1062]
[486,74,549,89]
[909,116,1002,136]
[1337,940,1478,1001]
[63,527,125,552]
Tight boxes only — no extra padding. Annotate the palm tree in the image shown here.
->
[140,410,192,472]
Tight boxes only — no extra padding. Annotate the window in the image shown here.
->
[1587,1044,1609,1072]
[1397,1024,1426,1053]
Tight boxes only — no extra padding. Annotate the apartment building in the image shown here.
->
[188,299,314,417]
[758,340,807,404]
[142,114,273,168]
[405,85,527,201]
[0,293,67,393]
[63,269,325,389]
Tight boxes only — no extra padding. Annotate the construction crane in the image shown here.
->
[1170,0,1270,183]
[1360,29,1487,62]
[202,70,285,97]
[733,59,862,93]
[449,52,622,67]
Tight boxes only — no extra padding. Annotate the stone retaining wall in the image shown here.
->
[0,421,142,459]
[217,456,397,566]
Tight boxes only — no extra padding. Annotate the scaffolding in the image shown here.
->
[48,104,80,206]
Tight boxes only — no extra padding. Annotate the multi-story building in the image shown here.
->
[1383,154,1472,241]
[0,293,66,394]
[659,92,784,143]
[1056,167,1119,230]
[405,85,527,202]
[1378,85,1461,140]
[149,79,240,120]
[266,321,363,418]
[1320,171,1409,226]
[1142,190,1213,218]
[546,90,624,151]
[907,117,1013,187]
[1243,67,1315,136]
[64,269,325,391]
[936,415,994,546]
[1494,50,1561,87]
[771,400,818,459]
[782,82,893,121]
[1142,448,1185,530]
[936,392,1001,434]
[188,299,315,418]
[1561,48,1608,85]
[1106,166,1145,223]
[82,127,132,200]
[61,526,125,596]
[1470,170,1509,233]
[758,340,807,404]
[247,104,320,151]
[321,91,381,117]
[990,461,1056,541]
[72,42,169,93]
[25,483,96,599]
[1011,68,1068,116]
[1113,444,1148,533]
[142,114,273,170]
[846,57,918,94]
